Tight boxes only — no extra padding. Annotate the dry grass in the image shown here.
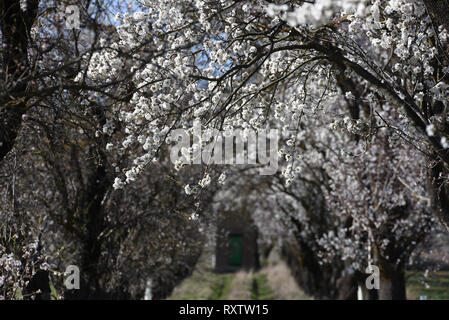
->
[168,249,218,299]
[261,261,311,300]
[167,269,217,300]
[168,248,311,300]
[226,271,253,299]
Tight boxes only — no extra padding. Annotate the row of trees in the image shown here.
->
[1,0,215,299]
[2,0,449,299]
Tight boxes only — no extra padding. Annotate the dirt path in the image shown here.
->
[168,260,310,300]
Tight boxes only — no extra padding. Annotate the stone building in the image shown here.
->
[214,210,260,272]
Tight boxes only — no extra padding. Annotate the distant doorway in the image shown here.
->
[229,235,243,266]
[214,212,260,272]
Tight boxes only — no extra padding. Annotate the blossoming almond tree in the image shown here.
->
[212,84,438,299]
[81,0,449,235]
[1,0,213,300]
[3,0,449,300]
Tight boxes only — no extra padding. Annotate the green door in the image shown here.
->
[229,235,243,266]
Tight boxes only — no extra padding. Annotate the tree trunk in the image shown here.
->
[378,268,406,300]
[375,251,407,300]
[65,164,111,299]
[428,160,449,232]
[0,0,39,161]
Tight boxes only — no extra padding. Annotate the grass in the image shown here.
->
[260,261,311,300]
[167,250,447,300]
[50,282,60,300]
[168,270,236,300]
[251,274,275,300]
[169,265,449,300]
[209,274,234,300]
[406,271,449,300]
[227,271,253,299]
[167,258,311,300]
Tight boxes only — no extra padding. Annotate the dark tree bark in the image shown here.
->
[373,243,407,300]
[64,159,112,299]
[428,160,449,232]
[24,270,51,300]
[377,262,406,300]
[378,270,406,300]
[0,0,39,161]
[79,164,110,299]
